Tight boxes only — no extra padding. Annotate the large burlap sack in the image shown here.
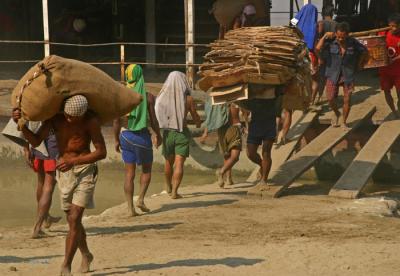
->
[11,55,142,124]
[211,0,266,27]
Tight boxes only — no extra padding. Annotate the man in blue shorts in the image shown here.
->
[114,64,162,216]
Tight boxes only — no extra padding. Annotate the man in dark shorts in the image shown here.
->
[239,85,276,189]
[13,95,107,276]
[316,21,368,128]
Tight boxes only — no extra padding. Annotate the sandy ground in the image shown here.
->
[1,180,400,276]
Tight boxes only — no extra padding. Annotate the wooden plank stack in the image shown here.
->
[198,26,311,109]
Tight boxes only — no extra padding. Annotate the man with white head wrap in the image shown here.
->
[64,95,88,117]
[155,71,201,199]
[13,94,106,275]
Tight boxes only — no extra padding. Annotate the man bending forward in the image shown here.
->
[13,95,107,276]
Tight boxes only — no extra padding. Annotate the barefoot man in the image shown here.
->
[316,22,368,128]
[13,95,106,275]
[22,123,61,238]
[201,98,242,188]
[114,64,162,216]
[155,71,201,199]
[239,84,277,188]
[379,13,400,118]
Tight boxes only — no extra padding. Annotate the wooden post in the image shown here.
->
[41,0,50,57]
[265,0,271,26]
[360,0,368,14]
[184,0,195,88]
[120,44,125,83]
[145,0,156,67]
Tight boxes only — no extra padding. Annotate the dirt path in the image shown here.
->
[1,181,400,276]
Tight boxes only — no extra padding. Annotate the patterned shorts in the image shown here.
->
[325,79,354,101]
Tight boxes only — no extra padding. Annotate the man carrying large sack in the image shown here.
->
[13,95,106,276]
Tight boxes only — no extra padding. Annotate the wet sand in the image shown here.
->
[0,159,248,228]
[1,179,400,275]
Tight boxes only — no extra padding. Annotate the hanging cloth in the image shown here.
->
[204,96,229,132]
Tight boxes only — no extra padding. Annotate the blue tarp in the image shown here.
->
[292,3,318,51]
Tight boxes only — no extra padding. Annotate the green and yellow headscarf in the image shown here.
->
[125,64,148,131]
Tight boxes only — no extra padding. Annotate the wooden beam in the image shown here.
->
[329,119,400,199]
[145,0,156,67]
[120,45,125,83]
[260,106,376,198]
[41,0,50,57]
[184,0,195,88]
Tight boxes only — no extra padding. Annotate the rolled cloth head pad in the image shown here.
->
[64,95,88,116]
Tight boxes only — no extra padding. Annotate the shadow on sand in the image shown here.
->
[50,222,182,237]
[86,222,182,236]
[92,257,265,275]
[0,254,62,264]
[149,199,238,215]
[184,189,250,198]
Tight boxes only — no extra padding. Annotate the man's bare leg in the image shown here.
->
[396,89,400,113]
[136,163,152,212]
[328,99,341,127]
[124,163,138,217]
[226,169,234,185]
[260,140,274,184]
[164,156,174,194]
[280,109,292,145]
[246,143,262,180]
[32,171,57,238]
[384,89,397,115]
[76,220,93,274]
[218,148,240,187]
[311,75,319,106]
[215,155,229,188]
[61,205,93,276]
[171,155,186,199]
[342,92,352,129]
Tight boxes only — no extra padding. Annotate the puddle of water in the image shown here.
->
[0,159,248,228]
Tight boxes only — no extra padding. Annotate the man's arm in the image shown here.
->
[187,96,201,128]
[315,32,334,55]
[113,117,122,152]
[12,109,51,147]
[147,93,162,148]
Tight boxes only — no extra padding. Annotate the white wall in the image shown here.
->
[271,0,323,26]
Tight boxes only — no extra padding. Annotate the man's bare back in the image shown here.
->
[19,112,106,173]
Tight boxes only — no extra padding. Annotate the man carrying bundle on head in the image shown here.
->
[13,95,107,276]
[200,98,243,188]
[113,64,162,217]
[238,84,277,190]
[155,71,201,199]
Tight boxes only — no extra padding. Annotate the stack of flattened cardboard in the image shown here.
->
[198,26,311,110]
